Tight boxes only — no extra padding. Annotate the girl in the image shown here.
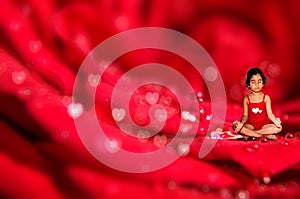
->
[233,68,282,140]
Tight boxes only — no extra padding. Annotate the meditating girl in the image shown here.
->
[232,67,282,140]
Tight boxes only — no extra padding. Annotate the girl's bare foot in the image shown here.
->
[243,136,259,141]
[266,134,277,140]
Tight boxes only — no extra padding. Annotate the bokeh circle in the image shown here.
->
[72,27,226,173]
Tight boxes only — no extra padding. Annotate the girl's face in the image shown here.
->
[249,74,264,92]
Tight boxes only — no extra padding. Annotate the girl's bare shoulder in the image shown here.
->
[242,95,249,103]
[264,94,271,102]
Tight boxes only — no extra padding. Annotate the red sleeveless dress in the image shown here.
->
[246,94,272,130]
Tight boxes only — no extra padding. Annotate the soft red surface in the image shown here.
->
[0,0,300,198]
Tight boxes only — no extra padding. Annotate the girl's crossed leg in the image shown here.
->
[239,123,281,139]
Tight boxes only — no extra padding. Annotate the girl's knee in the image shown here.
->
[274,125,282,134]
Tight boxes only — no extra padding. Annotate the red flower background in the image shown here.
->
[1,0,300,198]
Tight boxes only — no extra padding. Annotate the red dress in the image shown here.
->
[246,94,272,130]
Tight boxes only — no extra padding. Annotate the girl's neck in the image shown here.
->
[249,91,264,102]
[250,91,263,95]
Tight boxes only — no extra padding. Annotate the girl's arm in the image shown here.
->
[240,96,249,124]
[265,95,281,127]
[233,96,248,132]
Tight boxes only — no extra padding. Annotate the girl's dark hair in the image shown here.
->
[245,68,267,87]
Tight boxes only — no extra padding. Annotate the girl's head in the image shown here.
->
[245,68,267,88]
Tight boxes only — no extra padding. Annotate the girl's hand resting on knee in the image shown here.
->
[233,121,243,133]
[274,118,282,128]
